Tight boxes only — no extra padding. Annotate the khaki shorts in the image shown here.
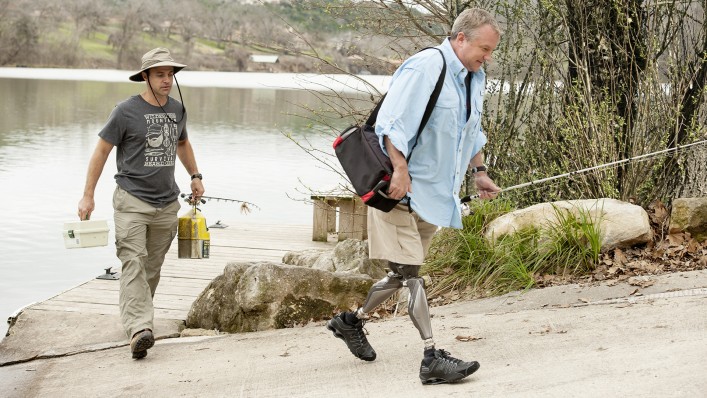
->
[367,204,438,265]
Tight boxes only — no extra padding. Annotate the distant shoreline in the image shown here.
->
[0,67,390,94]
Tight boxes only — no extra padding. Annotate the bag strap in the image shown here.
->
[406,47,446,162]
[364,47,447,163]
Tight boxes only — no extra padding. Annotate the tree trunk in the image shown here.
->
[656,6,707,202]
[678,145,707,198]
[564,0,647,199]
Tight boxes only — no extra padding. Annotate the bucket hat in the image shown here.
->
[129,47,186,82]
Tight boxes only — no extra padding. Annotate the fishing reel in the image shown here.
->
[181,193,205,208]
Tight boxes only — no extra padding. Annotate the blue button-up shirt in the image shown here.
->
[375,38,487,229]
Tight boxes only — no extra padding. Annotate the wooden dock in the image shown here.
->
[29,223,335,322]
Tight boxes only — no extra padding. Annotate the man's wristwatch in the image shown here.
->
[471,165,487,174]
[191,173,203,180]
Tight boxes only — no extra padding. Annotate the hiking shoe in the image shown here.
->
[326,313,376,361]
[130,329,155,360]
[419,349,480,384]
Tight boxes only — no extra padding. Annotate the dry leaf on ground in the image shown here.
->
[455,335,483,342]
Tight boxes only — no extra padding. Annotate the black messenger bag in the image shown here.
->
[332,48,447,212]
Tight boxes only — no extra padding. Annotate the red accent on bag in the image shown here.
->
[361,191,375,203]
[332,136,343,149]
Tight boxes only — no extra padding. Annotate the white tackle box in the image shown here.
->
[63,220,110,249]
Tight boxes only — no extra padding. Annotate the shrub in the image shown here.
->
[423,200,601,299]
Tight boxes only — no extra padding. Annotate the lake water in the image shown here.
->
[0,69,390,338]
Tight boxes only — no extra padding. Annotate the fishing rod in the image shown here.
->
[177,193,260,259]
[180,193,260,211]
[460,138,707,203]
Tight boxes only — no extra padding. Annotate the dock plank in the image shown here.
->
[28,223,336,323]
[30,301,185,319]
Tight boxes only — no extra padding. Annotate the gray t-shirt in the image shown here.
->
[99,95,187,207]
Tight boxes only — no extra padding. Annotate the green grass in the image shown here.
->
[79,33,114,60]
[423,200,602,299]
[40,23,72,45]
[195,38,222,50]
[535,204,602,276]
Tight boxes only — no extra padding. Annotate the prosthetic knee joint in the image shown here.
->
[360,271,403,314]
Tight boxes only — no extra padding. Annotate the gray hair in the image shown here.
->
[450,8,501,41]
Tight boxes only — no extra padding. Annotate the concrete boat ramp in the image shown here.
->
[0,222,334,366]
[1,221,706,397]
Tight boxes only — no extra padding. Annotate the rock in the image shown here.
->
[329,239,388,278]
[311,251,336,272]
[484,198,652,251]
[669,197,707,241]
[281,248,328,267]
[283,239,387,279]
[186,261,374,333]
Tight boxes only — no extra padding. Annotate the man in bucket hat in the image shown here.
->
[78,47,205,359]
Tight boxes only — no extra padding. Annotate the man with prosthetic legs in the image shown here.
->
[326,8,501,384]
[328,260,481,384]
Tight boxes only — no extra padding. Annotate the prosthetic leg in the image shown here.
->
[357,262,433,342]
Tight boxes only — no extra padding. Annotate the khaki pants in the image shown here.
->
[367,204,438,265]
[113,186,179,338]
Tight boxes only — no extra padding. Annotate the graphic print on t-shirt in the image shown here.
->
[144,113,178,167]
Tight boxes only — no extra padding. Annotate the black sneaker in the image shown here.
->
[419,349,480,384]
[130,329,155,360]
[326,313,376,361]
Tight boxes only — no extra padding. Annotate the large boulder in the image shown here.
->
[484,198,652,251]
[282,239,387,279]
[670,197,707,241]
[186,261,373,333]
[281,249,328,267]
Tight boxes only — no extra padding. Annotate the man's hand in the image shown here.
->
[388,167,411,200]
[190,178,205,204]
[78,196,95,220]
[474,172,501,200]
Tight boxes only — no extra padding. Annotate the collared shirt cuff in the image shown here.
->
[379,132,409,159]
